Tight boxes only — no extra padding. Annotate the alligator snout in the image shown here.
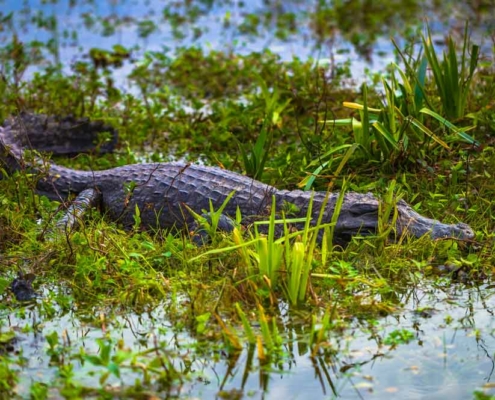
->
[430,222,475,241]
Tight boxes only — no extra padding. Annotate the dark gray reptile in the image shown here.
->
[0,113,475,245]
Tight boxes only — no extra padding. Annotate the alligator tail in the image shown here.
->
[0,113,116,199]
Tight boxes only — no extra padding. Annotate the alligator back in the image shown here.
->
[90,162,281,229]
[1,113,475,242]
[0,114,284,229]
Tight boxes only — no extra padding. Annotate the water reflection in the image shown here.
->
[3,281,494,398]
[0,0,493,84]
[1,1,494,398]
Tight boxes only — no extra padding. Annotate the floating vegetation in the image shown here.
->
[0,1,494,398]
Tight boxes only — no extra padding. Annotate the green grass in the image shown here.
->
[0,6,494,398]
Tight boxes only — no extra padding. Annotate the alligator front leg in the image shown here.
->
[52,188,101,237]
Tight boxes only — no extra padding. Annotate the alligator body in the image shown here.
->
[0,113,474,245]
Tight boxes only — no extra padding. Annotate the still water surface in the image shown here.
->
[6,282,494,399]
[1,1,494,398]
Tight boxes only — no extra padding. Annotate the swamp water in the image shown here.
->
[4,281,495,399]
[1,0,494,398]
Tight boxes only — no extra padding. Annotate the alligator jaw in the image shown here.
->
[396,200,474,241]
[283,191,474,245]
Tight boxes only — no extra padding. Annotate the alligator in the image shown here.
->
[0,113,475,245]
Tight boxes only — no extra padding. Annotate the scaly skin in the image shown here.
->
[0,113,475,245]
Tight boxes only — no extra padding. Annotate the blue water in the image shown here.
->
[1,1,494,398]
[5,282,494,399]
[0,0,423,85]
[2,0,493,91]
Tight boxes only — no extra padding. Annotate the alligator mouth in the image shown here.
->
[395,200,475,241]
